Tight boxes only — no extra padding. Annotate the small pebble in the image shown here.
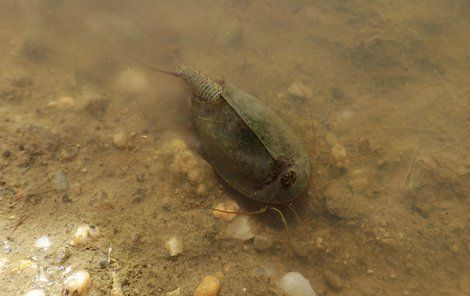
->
[0,257,9,268]
[348,176,368,192]
[315,237,324,249]
[167,287,181,296]
[357,136,371,153]
[54,245,71,264]
[287,82,313,99]
[62,194,72,203]
[323,270,343,291]
[196,184,208,197]
[324,132,338,146]
[376,159,388,168]
[212,201,239,221]
[70,183,82,196]
[112,132,128,149]
[48,96,75,109]
[165,237,183,257]
[292,240,310,258]
[280,272,316,296]
[24,289,46,296]
[450,241,460,253]
[71,224,100,246]
[136,174,146,183]
[225,216,254,241]
[193,275,220,296]
[55,171,70,191]
[63,270,91,296]
[331,144,348,167]
[331,144,347,161]
[34,236,51,250]
[59,147,77,161]
[253,235,273,251]
[255,262,275,277]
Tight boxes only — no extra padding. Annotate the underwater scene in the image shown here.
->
[0,1,469,295]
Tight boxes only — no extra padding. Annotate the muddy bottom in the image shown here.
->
[0,1,469,295]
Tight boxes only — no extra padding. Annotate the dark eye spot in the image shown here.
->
[280,171,296,187]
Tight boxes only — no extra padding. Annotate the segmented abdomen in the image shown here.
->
[178,65,223,103]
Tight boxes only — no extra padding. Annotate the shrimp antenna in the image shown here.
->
[286,203,308,235]
[136,61,181,78]
[269,206,292,260]
[210,206,268,216]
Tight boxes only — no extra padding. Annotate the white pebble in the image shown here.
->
[193,275,220,296]
[63,270,91,296]
[112,132,128,149]
[331,144,347,161]
[167,287,181,295]
[34,235,52,250]
[253,235,273,251]
[287,82,313,99]
[225,216,254,241]
[72,224,100,246]
[48,96,75,109]
[280,272,316,296]
[331,144,348,167]
[0,257,9,269]
[24,289,46,296]
[165,237,183,257]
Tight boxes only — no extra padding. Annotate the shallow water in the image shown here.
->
[0,1,469,295]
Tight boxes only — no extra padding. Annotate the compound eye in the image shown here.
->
[280,170,296,187]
